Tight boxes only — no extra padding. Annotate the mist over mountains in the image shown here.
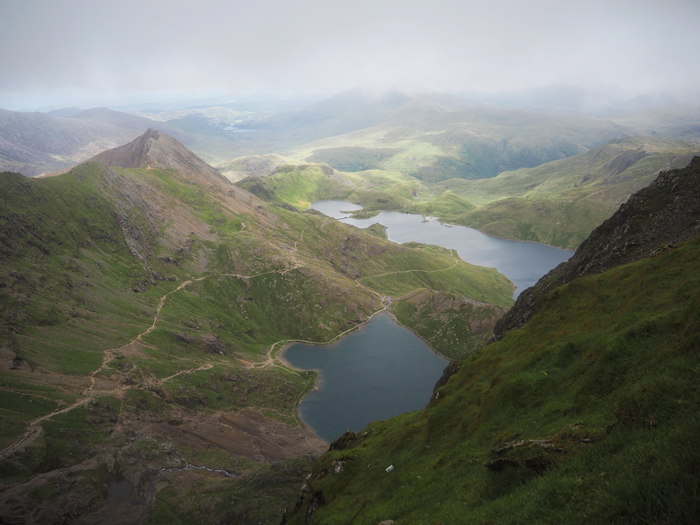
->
[3,88,700,180]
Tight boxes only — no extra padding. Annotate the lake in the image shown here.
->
[283,200,572,443]
[309,200,572,298]
[281,312,447,443]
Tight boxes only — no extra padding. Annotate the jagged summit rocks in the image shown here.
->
[87,128,229,185]
[493,156,700,340]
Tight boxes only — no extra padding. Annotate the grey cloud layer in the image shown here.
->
[1,0,699,99]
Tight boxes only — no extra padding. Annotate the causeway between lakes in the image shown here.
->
[281,201,573,443]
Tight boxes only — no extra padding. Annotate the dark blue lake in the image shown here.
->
[281,312,447,443]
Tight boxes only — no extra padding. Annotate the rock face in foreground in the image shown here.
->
[88,128,228,184]
[494,156,700,340]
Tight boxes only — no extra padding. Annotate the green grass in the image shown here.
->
[284,235,700,524]
[255,136,700,250]
[237,164,356,209]
[424,136,700,249]
[148,456,315,525]
[392,289,507,359]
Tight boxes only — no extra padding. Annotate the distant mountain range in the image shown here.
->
[4,89,700,193]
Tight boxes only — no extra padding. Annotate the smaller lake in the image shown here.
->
[281,312,447,443]
[309,200,572,297]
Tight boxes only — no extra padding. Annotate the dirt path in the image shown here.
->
[252,249,459,370]
[0,262,303,458]
[1,245,460,457]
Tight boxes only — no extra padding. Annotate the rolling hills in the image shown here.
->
[426,136,700,248]
[233,136,700,250]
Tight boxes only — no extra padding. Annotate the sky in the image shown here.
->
[1,0,699,110]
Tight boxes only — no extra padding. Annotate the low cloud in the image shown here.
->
[1,0,699,109]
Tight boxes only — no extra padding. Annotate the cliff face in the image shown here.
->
[493,156,700,340]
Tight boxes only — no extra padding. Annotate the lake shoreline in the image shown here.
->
[280,312,448,443]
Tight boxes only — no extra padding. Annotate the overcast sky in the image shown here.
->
[1,0,699,110]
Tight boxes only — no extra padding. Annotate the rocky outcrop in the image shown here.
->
[494,156,700,340]
[88,128,229,185]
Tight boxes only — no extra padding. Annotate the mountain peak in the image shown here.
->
[87,128,228,184]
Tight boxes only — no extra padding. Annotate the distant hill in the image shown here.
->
[252,89,474,141]
[431,136,700,248]
[609,102,700,141]
[272,90,632,181]
[46,107,82,118]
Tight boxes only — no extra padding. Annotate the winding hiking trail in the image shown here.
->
[0,263,302,458]
[1,237,461,458]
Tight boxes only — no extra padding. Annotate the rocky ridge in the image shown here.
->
[494,156,700,340]
[87,128,228,185]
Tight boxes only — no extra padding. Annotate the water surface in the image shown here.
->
[309,200,572,297]
[281,312,447,443]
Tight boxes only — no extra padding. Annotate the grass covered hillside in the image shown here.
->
[436,136,700,249]
[234,137,699,251]
[283,232,700,525]
[236,163,359,210]
[280,91,629,182]
[0,131,514,524]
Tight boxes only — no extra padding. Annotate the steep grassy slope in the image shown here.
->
[0,131,515,524]
[495,156,700,339]
[283,233,700,525]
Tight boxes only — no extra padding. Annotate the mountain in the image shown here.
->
[73,107,190,142]
[281,157,700,524]
[280,91,631,181]
[0,130,514,523]
[609,102,700,141]
[173,89,630,182]
[0,107,187,177]
[86,128,227,185]
[251,89,475,140]
[493,156,700,339]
